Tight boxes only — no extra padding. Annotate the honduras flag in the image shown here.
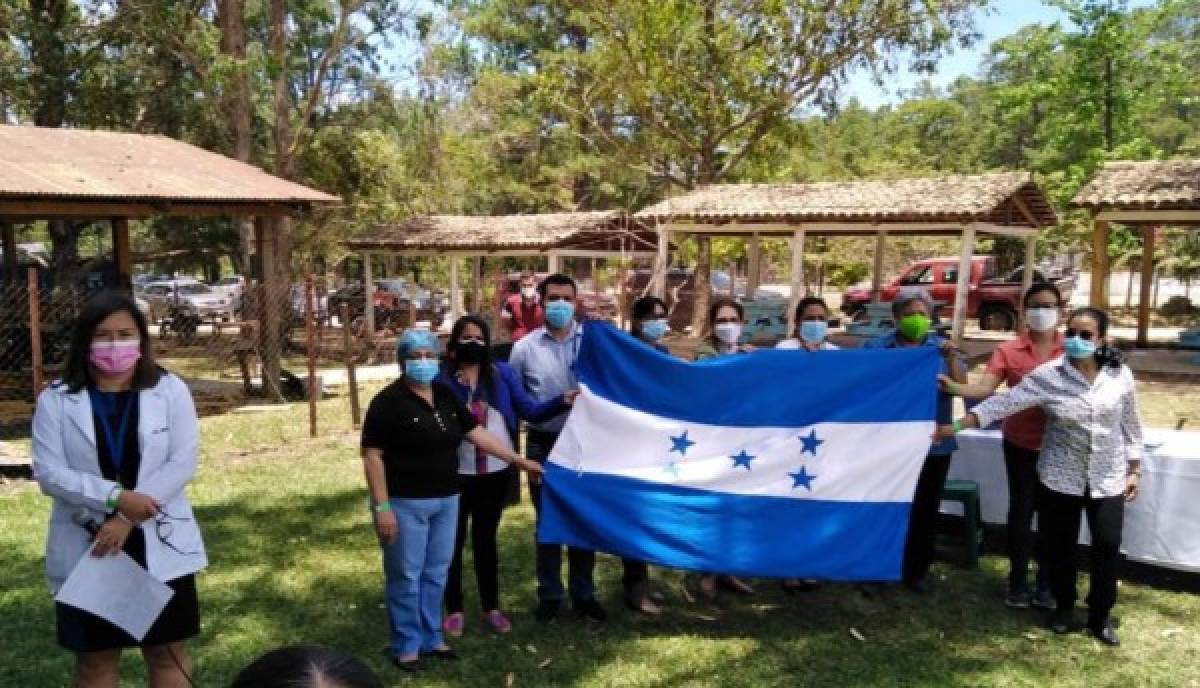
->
[537,322,941,581]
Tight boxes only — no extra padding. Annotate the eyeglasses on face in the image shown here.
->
[1065,328,1096,341]
[715,317,741,324]
[406,350,438,360]
[457,336,486,345]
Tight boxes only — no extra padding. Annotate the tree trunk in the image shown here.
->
[218,0,255,273]
[691,236,713,333]
[1125,266,1134,309]
[269,0,296,278]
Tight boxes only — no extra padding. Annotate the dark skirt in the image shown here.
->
[55,529,200,653]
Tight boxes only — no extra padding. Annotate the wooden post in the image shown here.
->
[1090,218,1110,309]
[1137,225,1156,348]
[747,233,761,297]
[304,275,318,437]
[787,227,806,336]
[1020,234,1037,329]
[546,251,561,274]
[449,256,462,323]
[1,222,17,284]
[871,230,887,304]
[728,261,738,298]
[951,224,977,344]
[652,227,671,299]
[363,251,376,342]
[28,266,44,395]
[471,256,483,314]
[111,217,132,290]
[341,302,361,428]
[254,217,283,401]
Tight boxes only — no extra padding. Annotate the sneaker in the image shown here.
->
[442,612,464,637]
[484,610,512,633]
[1005,589,1032,609]
[573,597,608,623]
[1031,589,1056,610]
[1088,618,1120,647]
[534,599,560,624]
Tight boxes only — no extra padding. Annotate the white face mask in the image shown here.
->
[520,286,537,299]
[1026,307,1059,332]
[714,323,742,345]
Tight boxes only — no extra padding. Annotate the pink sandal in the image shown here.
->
[442,612,464,637]
[484,610,512,633]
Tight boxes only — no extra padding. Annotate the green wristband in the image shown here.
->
[947,381,960,396]
[952,420,963,434]
[106,486,122,511]
[372,501,391,513]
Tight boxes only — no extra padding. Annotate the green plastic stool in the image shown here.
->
[941,479,983,569]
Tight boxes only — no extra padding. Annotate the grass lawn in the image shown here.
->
[3,393,1199,687]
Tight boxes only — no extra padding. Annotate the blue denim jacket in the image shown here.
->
[862,330,958,455]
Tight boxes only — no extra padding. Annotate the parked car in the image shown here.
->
[840,256,1076,331]
[326,280,447,330]
[139,279,236,324]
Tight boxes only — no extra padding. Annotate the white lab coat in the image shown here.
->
[32,372,208,593]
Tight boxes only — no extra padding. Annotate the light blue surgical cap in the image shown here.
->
[892,287,935,319]
[396,328,440,359]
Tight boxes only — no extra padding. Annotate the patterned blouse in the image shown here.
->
[971,357,1144,498]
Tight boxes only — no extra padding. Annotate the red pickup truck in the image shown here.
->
[841,256,1075,331]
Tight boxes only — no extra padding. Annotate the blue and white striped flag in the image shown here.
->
[537,322,941,581]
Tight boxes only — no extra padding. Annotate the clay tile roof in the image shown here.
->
[1071,160,1200,210]
[346,211,657,252]
[0,125,338,204]
[636,172,1057,228]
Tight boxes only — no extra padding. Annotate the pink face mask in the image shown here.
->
[89,340,142,375]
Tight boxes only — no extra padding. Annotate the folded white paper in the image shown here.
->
[55,551,175,641]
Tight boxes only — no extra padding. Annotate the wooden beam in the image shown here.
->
[1097,209,1200,224]
[788,227,806,336]
[1020,235,1037,328]
[871,230,887,304]
[0,199,315,219]
[1,221,16,284]
[471,256,483,314]
[255,217,283,401]
[1090,218,1110,309]
[546,251,561,274]
[1137,225,1157,348]
[1008,193,1043,230]
[363,251,376,343]
[747,233,762,296]
[650,221,1038,238]
[951,224,978,344]
[111,217,132,290]
[449,256,462,323]
[652,226,671,299]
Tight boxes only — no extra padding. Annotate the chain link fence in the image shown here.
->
[0,270,373,446]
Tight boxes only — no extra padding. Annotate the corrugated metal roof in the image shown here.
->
[0,126,338,204]
[1071,160,1200,210]
[636,172,1057,227]
[346,211,658,252]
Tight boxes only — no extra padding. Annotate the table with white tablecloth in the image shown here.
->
[945,428,1200,573]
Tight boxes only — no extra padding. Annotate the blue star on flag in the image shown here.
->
[730,450,755,471]
[789,465,817,491]
[669,430,696,456]
[798,429,824,456]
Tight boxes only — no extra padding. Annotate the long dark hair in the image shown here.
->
[704,297,744,344]
[230,645,383,688]
[1067,307,1123,369]
[62,290,161,393]
[630,295,668,339]
[444,314,495,398]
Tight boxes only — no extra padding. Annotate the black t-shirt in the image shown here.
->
[361,380,479,499]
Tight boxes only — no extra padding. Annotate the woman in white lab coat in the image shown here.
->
[32,290,206,687]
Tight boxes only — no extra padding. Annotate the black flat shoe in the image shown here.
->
[534,599,560,624]
[427,647,460,661]
[1049,611,1078,635]
[389,656,421,673]
[1089,619,1121,647]
[573,596,608,623]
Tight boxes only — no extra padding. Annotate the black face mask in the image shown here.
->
[455,340,487,364]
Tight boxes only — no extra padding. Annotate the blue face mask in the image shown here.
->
[641,318,668,341]
[799,320,827,345]
[545,300,575,329]
[404,358,439,385]
[1064,336,1097,360]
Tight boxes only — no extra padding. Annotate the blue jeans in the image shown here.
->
[527,431,596,602]
[381,495,459,656]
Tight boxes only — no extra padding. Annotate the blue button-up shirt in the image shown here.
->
[507,321,583,434]
[862,330,959,455]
